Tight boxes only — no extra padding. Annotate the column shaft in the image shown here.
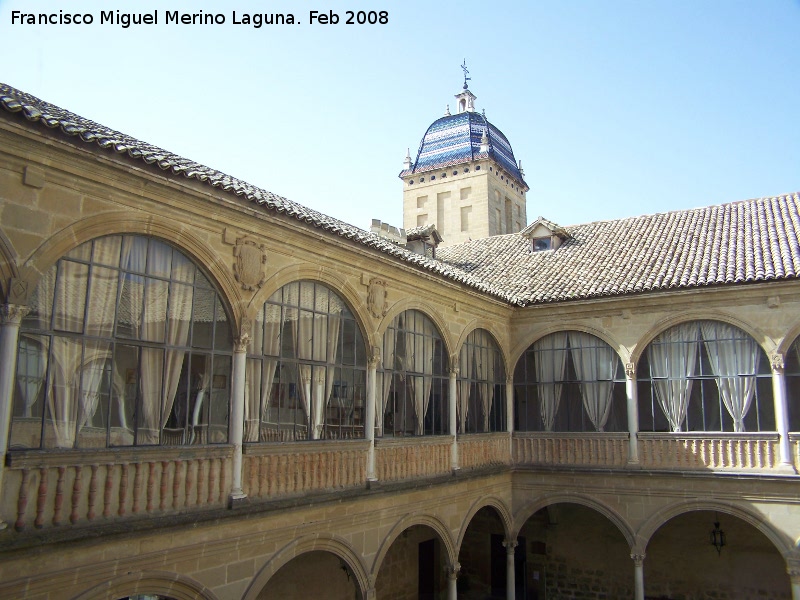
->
[229,344,247,504]
[771,355,793,468]
[366,358,378,481]
[449,367,458,471]
[625,363,640,464]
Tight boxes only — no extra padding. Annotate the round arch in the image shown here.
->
[377,298,454,360]
[371,513,457,579]
[16,212,243,328]
[246,263,372,353]
[242,533,370,600]
[630,311,773,366]
[510,325,628,374]
[636,499,796,559]
[776,322,800,357]
[72,570,218,600]
[513,493,636,550]
[454,320,511,378]
[456,495,514,551]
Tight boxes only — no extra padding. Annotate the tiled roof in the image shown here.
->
[0,83,516,304]
[399,111,525,186]
[437,194,800,304]
[3,83,799,308]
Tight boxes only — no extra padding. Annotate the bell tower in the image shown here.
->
[399,69,528,247]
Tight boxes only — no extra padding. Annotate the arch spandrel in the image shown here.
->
[370,513,457,580]
[636,499,797,560]
[16,212,243,328]
[243,533,370,600]
[513,493,636,550]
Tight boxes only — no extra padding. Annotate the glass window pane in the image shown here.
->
[111,344,138,446]
[191,287,215,348]
[171,249,195,283]
[146,239,173,278]
[43,336,84,448]
[85,266,119,337]
[10,334,50,449]
[214,297,230,351]
[209,356,230,443]
[75,341,113,449]
[137,347,164,445]
[117,274,144,339]
[53,261,88,333]
[141,278,168,343]
[66,241,92,261]
[92,236,121,267]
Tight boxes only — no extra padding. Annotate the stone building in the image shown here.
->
[0,80,799,600]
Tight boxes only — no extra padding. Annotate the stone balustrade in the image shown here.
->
[789,434,799,473]
[3,446,232,532]
[374,436,452,482]
[513,432,629,468]
[457,433,512,470]
[637,432,780,471]
[242,440,369,499]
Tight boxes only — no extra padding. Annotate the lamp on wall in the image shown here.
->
[709,514,726,556]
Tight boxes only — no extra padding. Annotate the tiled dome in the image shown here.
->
[402,109,525,185]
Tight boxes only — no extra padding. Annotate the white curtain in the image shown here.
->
[648,323,699,432]
[244,304,281,441]
[458,345,473,433]
[476,345,494,432]
[292,300,341,439]
[378,326,397,437]
[700,321,760,432]
[568,332,616,432]
[410,321,434,435]
[534,333,568,431]
[123,238,193,444]
[17,336,49,418]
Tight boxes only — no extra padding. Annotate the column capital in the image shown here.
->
[787,558,800,582]
[233,319,251,353]
[625,362,636,379]
[771,353,785,373]
[630,553,646,566]
[444,562,461,578]
[449,366,459,378]
[506,376,514,385]
[0,304,29,326]
[368,345,381,368]
[503,539,519,551]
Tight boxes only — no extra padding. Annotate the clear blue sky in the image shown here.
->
[1,0,798,231]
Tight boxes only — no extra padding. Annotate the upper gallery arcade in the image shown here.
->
[0,78,799,600]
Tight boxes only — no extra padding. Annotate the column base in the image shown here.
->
[228,491,249,509]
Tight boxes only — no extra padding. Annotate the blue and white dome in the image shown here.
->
[401,94,526,186]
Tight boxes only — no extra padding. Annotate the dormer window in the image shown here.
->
[532,237,552,252]
[522,217,571,253]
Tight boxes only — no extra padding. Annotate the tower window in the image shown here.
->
[475,166,481,171]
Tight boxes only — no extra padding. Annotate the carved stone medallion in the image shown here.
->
[367,278,389,319]
[233,239,267,291]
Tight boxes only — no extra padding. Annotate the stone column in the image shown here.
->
[446,562,460,600]
[625,362,640,464]
[228,331,249,507]
[0,304,28,530]
[788,560,800,600]
[366,349,379,481]
[771,354,794,470]
[631,553,645,600]
[449,365,459,472]
[506,377,514,434]
[503,539,518,600]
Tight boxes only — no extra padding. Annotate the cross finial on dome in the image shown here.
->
[445,104,451,116]
[461,59,471,90]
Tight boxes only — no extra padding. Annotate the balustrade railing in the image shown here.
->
[513,432,629,468]
[458,433,512,470]
[637,432,780,471]
[374,436,452,482]
[242,440,369,499]
[788,433,799,473]
[3,446,232,532]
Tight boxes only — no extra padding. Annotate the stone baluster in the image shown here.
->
[0,303,29,530]
[770,354,794,470]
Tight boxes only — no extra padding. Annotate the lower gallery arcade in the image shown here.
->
[1,86,799,599]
